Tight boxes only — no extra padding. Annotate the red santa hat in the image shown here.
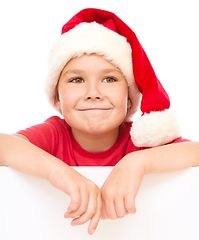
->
[45,8,180,147]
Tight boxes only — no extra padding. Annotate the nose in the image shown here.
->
[84,82,103,101]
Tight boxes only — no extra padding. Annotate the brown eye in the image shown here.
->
[70,77,84,83]
[102,77,116,83]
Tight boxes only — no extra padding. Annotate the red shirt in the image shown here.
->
[17,116,189,166]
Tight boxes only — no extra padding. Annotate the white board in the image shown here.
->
[0,167,199,240]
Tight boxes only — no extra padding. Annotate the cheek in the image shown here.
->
[57,89,71,115]
[110,90,129,120]
[120,91,130,116]
[114,87,129,108]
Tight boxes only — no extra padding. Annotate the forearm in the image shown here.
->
[130,142,199,174]
[101,142,199,220]
[0,133,68,181]
[0,133,102,234]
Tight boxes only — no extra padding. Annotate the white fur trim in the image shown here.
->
[130,109,181,147]
[45,22,137,110]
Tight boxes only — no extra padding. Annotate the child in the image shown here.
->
[0,8,199,235]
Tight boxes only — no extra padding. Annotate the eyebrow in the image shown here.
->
[63,70,85,75]
[101,68,121,74]
[62,68,121,76]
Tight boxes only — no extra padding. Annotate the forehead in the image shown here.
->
[62,54,123,74]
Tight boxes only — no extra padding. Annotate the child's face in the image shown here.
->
[56,54,131,137]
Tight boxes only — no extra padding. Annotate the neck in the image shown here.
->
[71,128,119,153]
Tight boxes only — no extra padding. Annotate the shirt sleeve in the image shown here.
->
[17,116,63,156]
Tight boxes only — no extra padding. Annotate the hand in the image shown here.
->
[48,163,102,235]
[0,133,101,234]
[101,142,199,219]
[101,153,145,220]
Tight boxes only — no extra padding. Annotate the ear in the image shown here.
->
[54,98,62,113]
[53,86,63,113]
[127,98,132,109]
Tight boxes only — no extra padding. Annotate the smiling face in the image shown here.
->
[56,54,131,146]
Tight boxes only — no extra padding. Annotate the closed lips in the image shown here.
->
[78,108,112,111]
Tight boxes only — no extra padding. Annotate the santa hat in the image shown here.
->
[45,8,180,147]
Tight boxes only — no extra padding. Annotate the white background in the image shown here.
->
[1,167,199,239]
[0,0,198,141]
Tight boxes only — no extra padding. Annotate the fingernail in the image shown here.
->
[89,229,95,235]
[67,208,72,213]
[64,213,69,218]
[71,222,78,227]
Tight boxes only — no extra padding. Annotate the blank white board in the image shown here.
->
[0,167,199,240]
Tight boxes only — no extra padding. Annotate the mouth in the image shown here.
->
[78,108,112,111]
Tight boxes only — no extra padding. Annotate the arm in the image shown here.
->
[0,133,101,235]
[101,142,199,220]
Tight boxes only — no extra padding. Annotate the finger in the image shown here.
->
[114,196,128,218]
[103,196,117,220]
[71,190,98,226]
[64,188,89,219]
[124,193,136,214]
[88,193,102,235]
[65,188,81,215]
[100,200,108,220]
